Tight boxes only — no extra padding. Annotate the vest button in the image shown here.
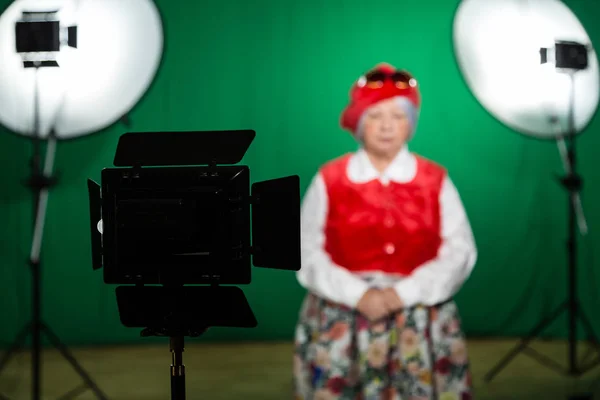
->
[384,243,395,255]
[384,216,395,227]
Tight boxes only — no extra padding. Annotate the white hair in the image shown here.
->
[354,96,419,142]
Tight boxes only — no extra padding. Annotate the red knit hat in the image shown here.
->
[340,63,421,133]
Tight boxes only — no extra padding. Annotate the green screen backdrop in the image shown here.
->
[1,0,600,347]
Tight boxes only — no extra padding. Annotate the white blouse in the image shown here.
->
[296,146,477,309]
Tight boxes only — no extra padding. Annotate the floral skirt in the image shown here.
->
[293,292,473,400]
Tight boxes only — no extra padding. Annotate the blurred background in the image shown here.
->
[1,0,600,399]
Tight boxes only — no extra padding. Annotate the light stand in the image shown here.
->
[0,14,108,400]
[485,42,600,382]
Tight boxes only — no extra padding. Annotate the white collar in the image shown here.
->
[347,146,416,184]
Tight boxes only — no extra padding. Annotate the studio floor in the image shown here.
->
[0,339,599,400]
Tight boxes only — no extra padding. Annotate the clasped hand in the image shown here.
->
[356,288,404,322]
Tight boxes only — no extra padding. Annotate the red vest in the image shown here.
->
[321,153,445,276]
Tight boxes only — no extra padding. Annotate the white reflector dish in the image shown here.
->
[453,0,598,139]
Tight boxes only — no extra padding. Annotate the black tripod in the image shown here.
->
[0,65,108,400]
[485,70,600,382]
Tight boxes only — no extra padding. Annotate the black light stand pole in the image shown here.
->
[140,327,193,400]
[30,63,44,400]
[562,69,595,400]
[0,61,109,400]
[484,48,600,383]
[564,70,581,375]
[170,336,186,400]
[568,71,579,374]
[0,64,55,400]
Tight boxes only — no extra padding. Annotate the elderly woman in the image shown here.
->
[293,63,477,400]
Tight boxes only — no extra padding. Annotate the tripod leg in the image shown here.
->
[577,308,600,347]
[0,323,31,372]
[56,384,88,400]
[40,323,109,400]
[0,324,31,400]
[484,301,567,382]
[575,308,600,372]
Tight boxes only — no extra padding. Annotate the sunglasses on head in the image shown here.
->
[361,70,417,89]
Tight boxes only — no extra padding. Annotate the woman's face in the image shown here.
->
[361,97,412,158]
